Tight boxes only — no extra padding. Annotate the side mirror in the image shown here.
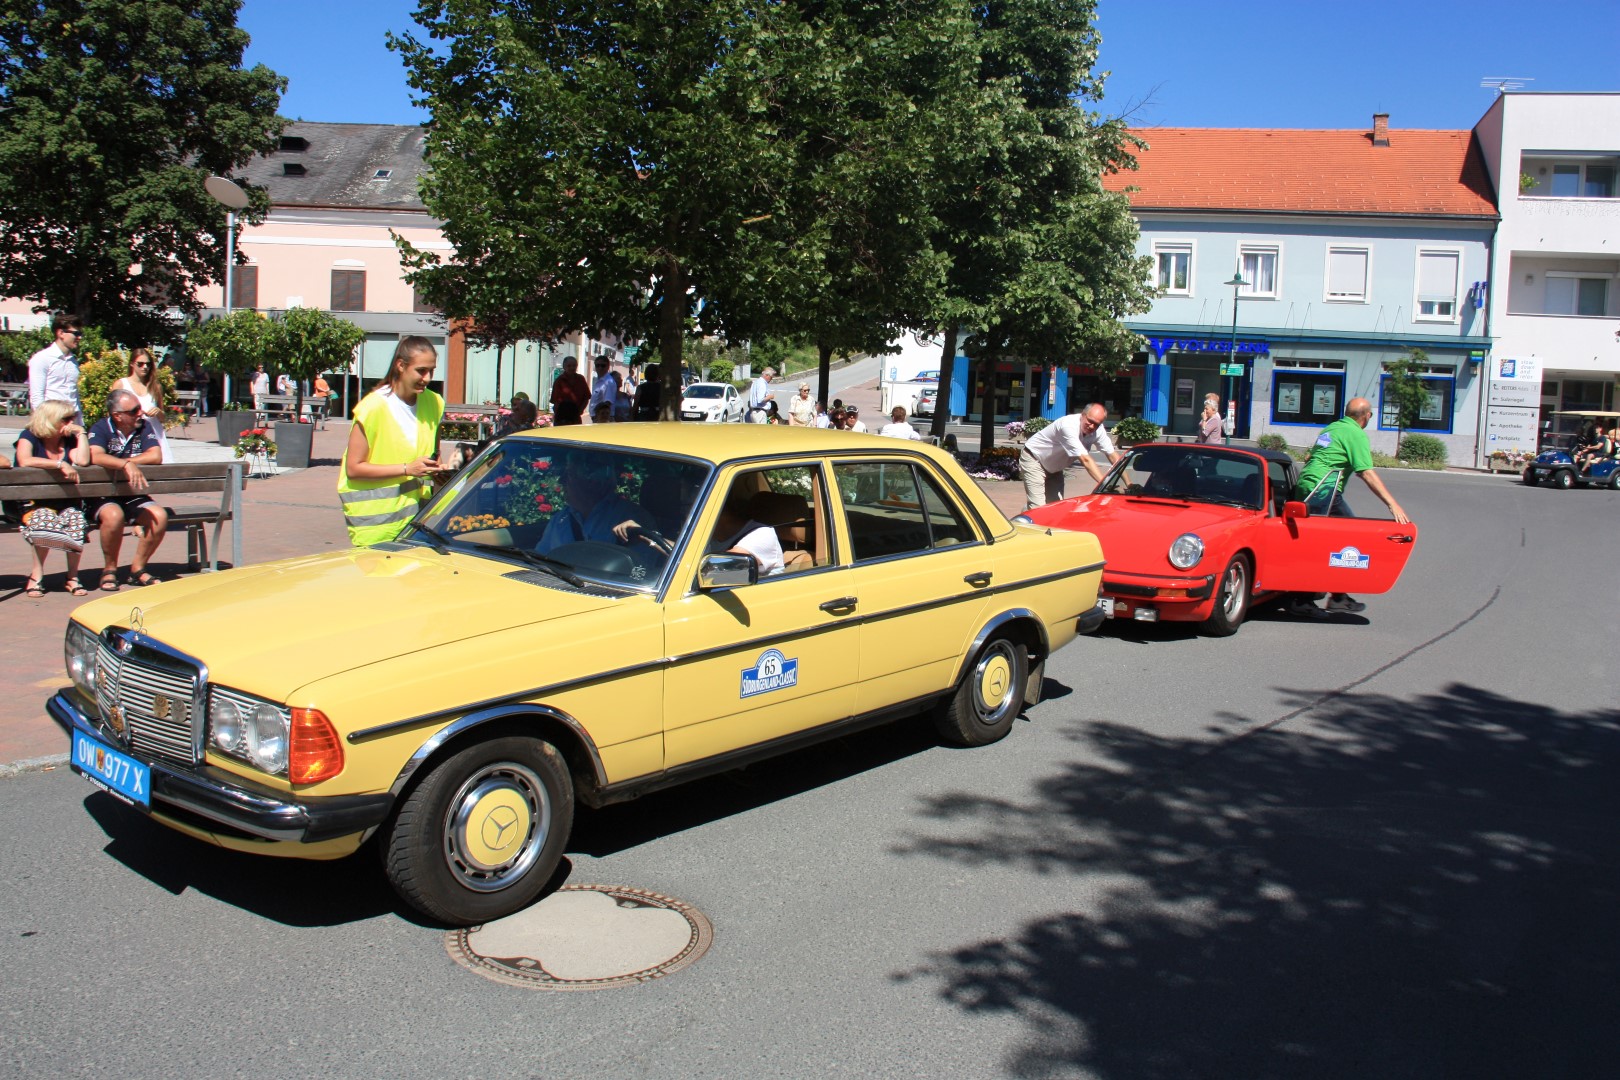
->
[697,552,758,591]
[1282,500,1309,521]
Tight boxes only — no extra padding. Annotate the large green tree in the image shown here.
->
[0,0,284,344]
[926,0,1153,444]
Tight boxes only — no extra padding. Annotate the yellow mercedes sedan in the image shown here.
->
[51,425,1105,925]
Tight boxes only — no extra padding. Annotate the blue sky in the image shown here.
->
[242,0,1618,131]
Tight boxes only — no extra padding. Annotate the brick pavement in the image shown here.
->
[0,410,1027,769]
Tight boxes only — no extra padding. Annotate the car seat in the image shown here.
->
[745,490,816,572]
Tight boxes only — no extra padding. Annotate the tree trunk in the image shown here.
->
[977,354,998,452]
[658,255,687,421]
[929,323,957,441]
[816,339,832,412]
[493,343,503,405]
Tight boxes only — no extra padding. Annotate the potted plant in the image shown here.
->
[1112,416,1160,447]
[265,307,364,469]
[185,310,269,446]
[233,427,276,460]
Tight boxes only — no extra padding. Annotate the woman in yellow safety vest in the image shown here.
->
[338,336,450,546]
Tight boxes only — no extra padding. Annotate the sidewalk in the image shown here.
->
[0,410,1027,769]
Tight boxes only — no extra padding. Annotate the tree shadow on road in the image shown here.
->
[894,684,1620,1079]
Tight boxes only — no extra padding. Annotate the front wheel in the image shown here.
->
[1553,469,1574,490]
[1522,466,1538,486]
[935,635,1027,747]
[384,736,573,926]
[1199,554,1251,637]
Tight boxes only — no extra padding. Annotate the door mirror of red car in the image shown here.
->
[1282,500,1309,521]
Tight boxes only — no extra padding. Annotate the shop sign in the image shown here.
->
[1149,336,1270,357]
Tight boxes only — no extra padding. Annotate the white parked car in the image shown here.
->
[680,382,746,423]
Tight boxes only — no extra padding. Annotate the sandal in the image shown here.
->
[63,577,89,596]
[130,570,162,587]
[25,578,45,598]
[99,571,121,592]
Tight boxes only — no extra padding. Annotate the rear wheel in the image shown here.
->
[1199,554,1251,637]
[384,735,573,926]
[1522,466,1538,486]
[1553,469,1574,490]
[936,635,1027,747]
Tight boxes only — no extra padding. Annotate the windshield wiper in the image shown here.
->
[486,544,589,590]
[409,521,453,555]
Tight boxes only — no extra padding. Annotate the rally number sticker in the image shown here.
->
[740,649,799,698]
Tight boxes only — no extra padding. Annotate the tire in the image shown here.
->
[1610,471,1620,491]
[935,635,1027,747]
[1522,467,1538,486]
[1199,553,1251,637]
[1552,469,1574,490]
[384,736,573,926]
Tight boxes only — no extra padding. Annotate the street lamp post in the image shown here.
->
[1223,271,1248,445]
[204,175,250,410]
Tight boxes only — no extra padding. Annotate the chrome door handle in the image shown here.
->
[1387,535,1414,544]
[819,596,858,614]
[964,571,992,587]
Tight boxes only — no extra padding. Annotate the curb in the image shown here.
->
[0,753,68,779]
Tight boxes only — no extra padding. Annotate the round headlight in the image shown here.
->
[210,697,244,753]
[245,703,289,774]
[1168,533,1204,569]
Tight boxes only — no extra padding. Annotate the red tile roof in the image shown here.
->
[1103,127,1498,218]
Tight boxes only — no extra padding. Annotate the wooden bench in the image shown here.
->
[0,461,244,572]
[255,392,328,429]
[1,382,28,416]
[442,404,502,440]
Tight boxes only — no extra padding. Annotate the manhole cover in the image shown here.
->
[446,884,714,991]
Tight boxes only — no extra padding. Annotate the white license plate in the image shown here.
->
[1098,596,1115,617]
[71,730,151,807]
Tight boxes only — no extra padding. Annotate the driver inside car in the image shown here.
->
[537,456,650,554]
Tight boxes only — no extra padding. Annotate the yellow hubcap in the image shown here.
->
[979,653,1012,708]
[462,787,533,869]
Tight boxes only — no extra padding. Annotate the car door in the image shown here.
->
[829,458,994,711]
[724,386,740,422]
[661,462,859,768]
[1252,505,1418,595]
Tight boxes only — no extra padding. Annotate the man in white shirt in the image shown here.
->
[587,356,617,421]
[879,406,922,440]
[28,314,84,421]
[1020,403,1124,509]
[249,364,270,407]
[746,366,776,422]
[707,501,784,576]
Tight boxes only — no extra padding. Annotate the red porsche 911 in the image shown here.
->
[1018,443,1417,636]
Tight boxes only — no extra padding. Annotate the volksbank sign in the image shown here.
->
[1149,337,1270,357]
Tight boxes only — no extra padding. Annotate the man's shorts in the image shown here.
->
[90,494,157,521]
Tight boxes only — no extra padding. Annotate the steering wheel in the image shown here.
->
[623,524,671,552]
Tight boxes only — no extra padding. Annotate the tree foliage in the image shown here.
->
[184,309,270,377]
[0,0,284,344]
[185,307,362,415]
[1383,348,1434,444]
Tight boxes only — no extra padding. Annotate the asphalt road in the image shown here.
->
[3,471,1617,1080]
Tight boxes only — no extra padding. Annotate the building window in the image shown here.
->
[1415,250,1460,321]
[230,264,258,310]
[1153,242,1193,296]
[1548,162,1616,198]
[1269,362,1345,426]
[412,288,439,314]
[331,269,366,312]
[1378,366,1455,433]
[1544,273,1611,317]
[1325,246,1369,302]
[1238,246,1278,298]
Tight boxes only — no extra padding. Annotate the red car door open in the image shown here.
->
[1252,504,1418,596]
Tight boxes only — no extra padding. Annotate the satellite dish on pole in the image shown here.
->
[204,175,249,210]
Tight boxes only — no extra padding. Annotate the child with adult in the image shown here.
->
[14,401,92,596]
[338,336,454,547]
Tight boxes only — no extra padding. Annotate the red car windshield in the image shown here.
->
[1100,446,1266,510]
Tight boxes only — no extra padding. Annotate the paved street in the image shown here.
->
[2,455,1616,1078]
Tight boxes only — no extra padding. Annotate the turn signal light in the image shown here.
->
[288,708,343,785]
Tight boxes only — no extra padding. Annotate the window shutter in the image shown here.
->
[1326,249,1366,297]
[230,265,258,310]
[1417,252,1458,302]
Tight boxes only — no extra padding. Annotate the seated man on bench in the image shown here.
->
[86,389,169,589]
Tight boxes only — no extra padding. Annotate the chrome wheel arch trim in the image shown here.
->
[387,704,607,798]
[951,608,1049,689]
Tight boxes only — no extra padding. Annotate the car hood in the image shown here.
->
[1028,495,1254,571]
[70,547,615,699]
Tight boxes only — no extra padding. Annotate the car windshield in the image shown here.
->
[1100,446,1265,509]
[685,385,725,399]
[413,439,712,590]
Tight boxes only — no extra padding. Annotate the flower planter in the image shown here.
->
[274,420,315,470]
[216,409,255,447]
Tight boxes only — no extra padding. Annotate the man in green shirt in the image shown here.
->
[1290,397,1411,617]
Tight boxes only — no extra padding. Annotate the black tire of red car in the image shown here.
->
[1522,466,1538,486]
[1199,553,1251,637]
[383,736,574,926]
[936,635,1027,747]
[1553,469,1574,490]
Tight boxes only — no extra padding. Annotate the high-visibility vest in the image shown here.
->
[338,388,445,547]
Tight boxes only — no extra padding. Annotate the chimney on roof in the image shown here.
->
[1372,113,1390,147]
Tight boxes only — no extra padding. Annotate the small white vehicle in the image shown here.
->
[680,382,746,423]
